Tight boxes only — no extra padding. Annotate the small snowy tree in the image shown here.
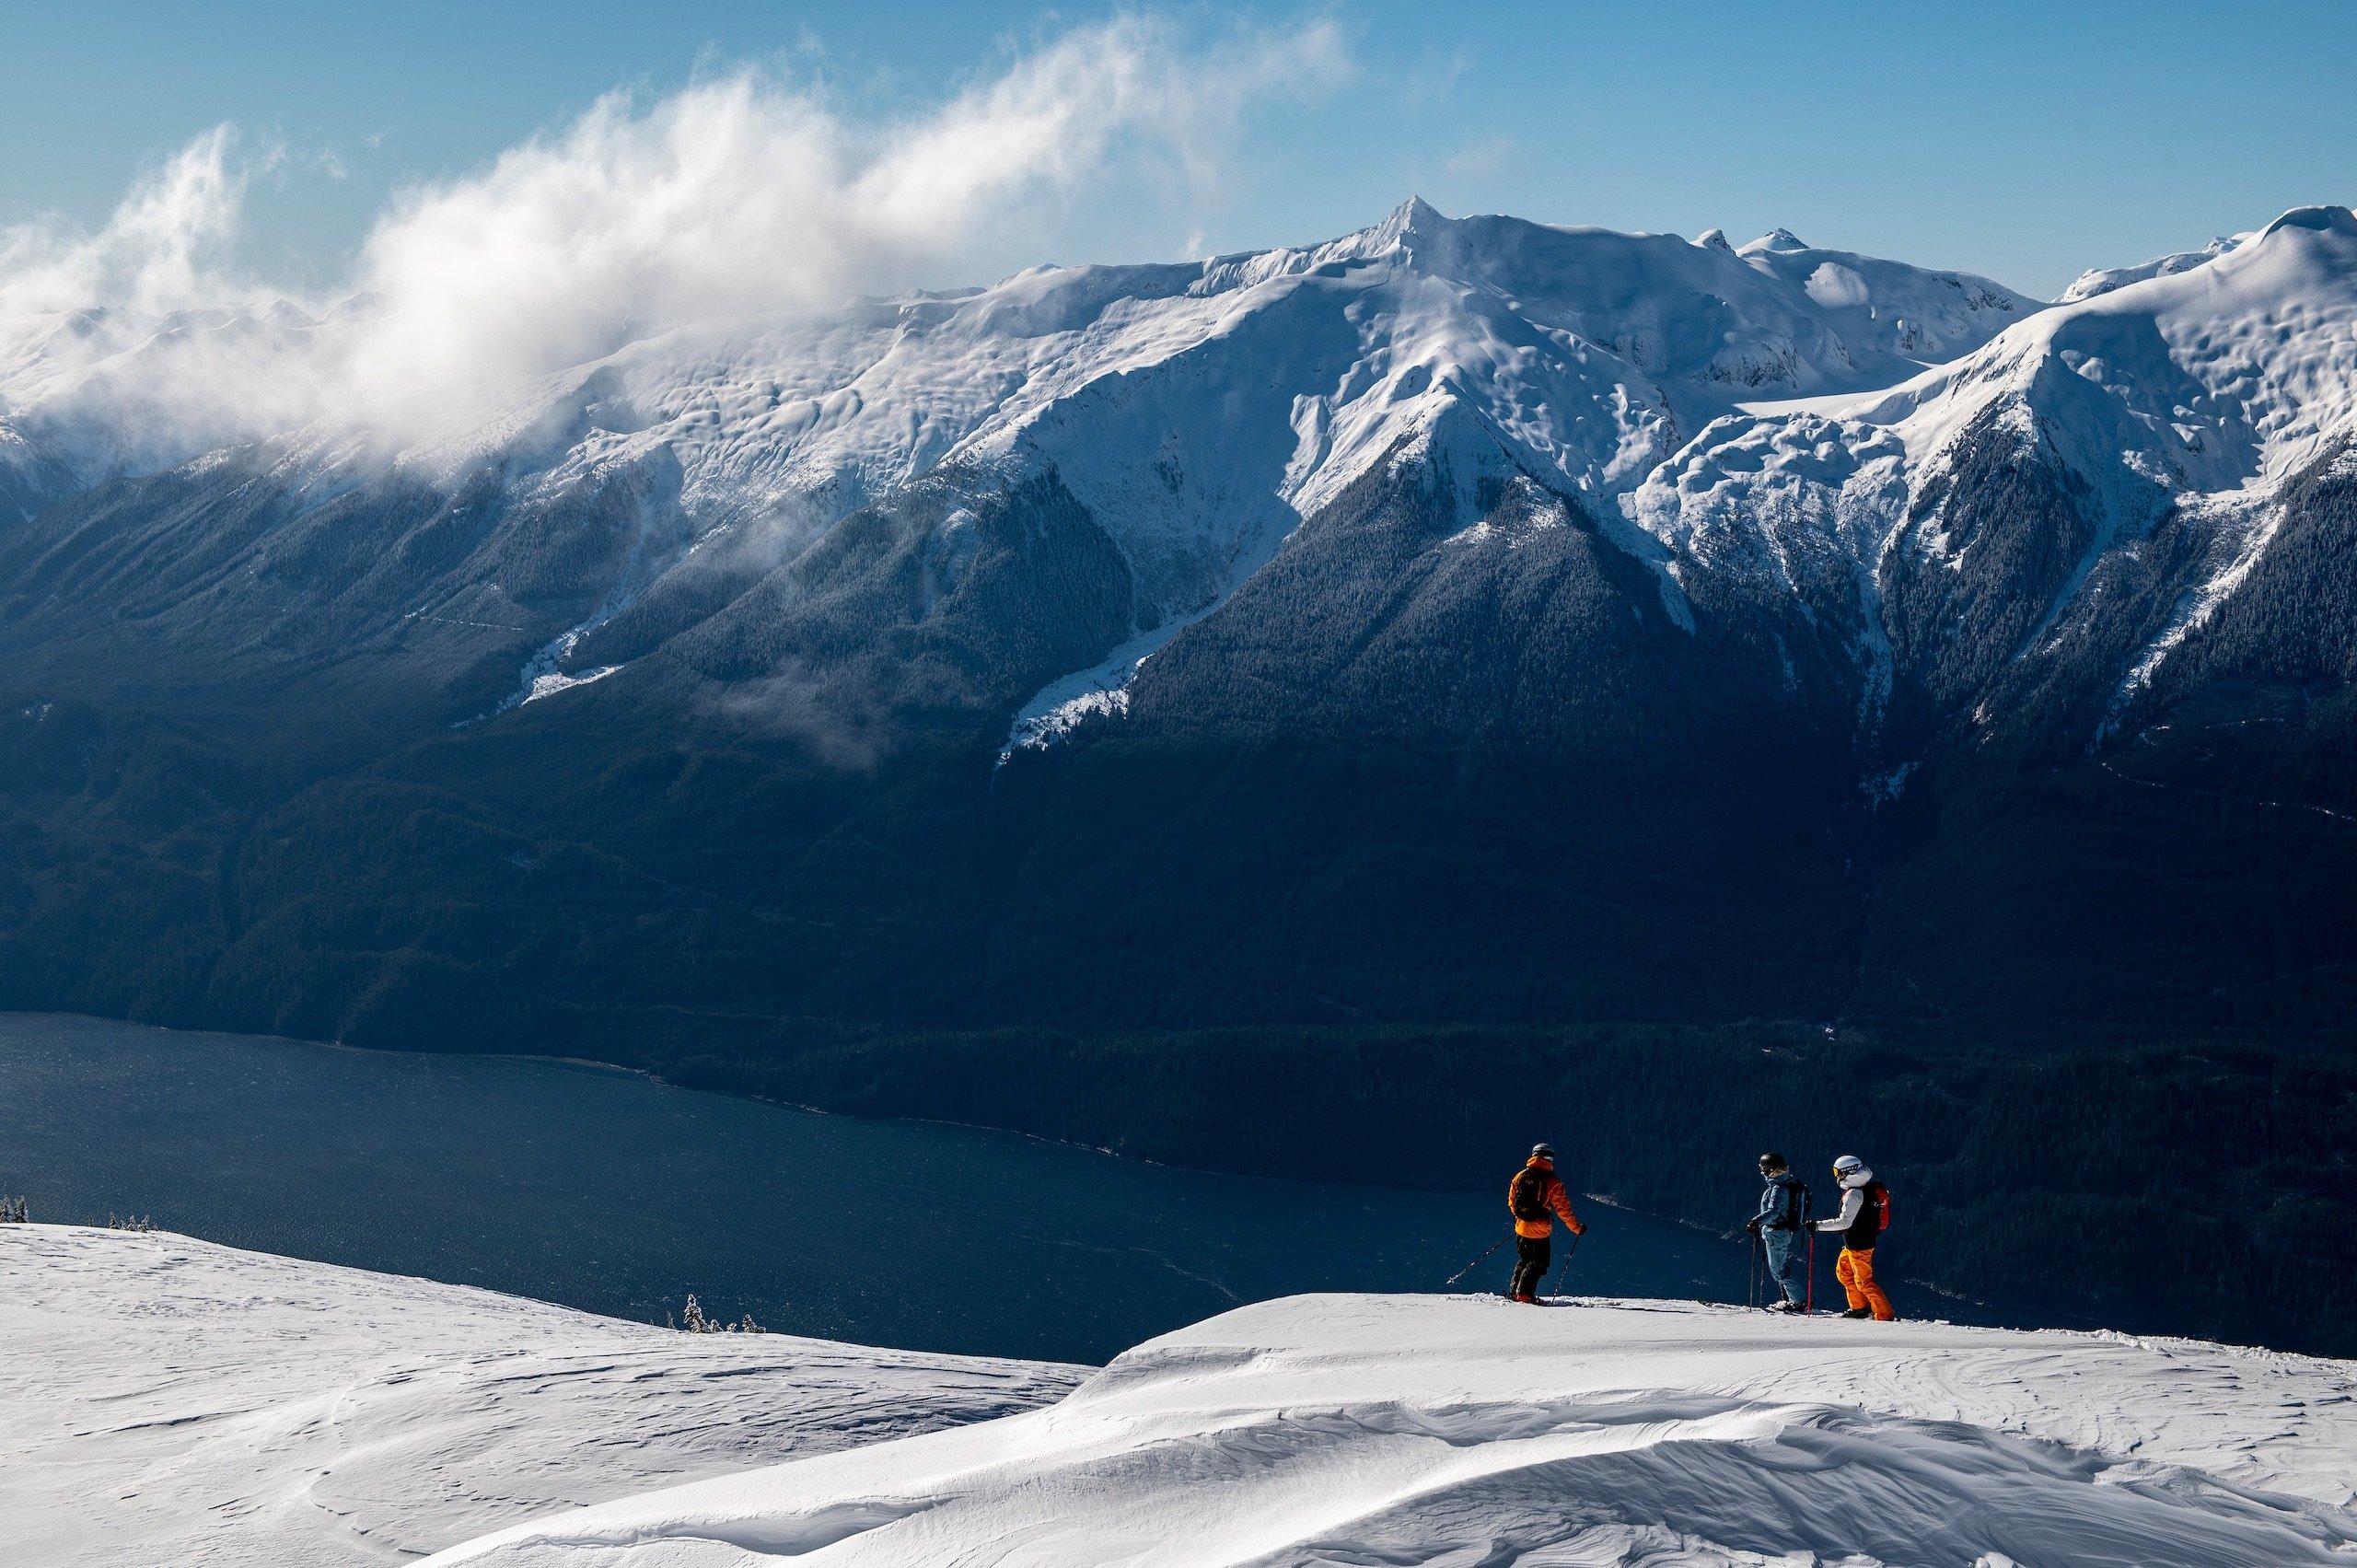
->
[671,1295,765,1333]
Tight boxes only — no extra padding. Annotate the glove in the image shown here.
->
[1570,1219,1587,1236]
[1745,1218,1762,1236]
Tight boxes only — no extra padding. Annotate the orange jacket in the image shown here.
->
[1509,1156,1583,1238]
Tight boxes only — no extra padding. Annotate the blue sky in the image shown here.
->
[3,0,2351,298]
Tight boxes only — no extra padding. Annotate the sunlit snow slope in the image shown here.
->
[0,1226,1079,1568]
[431,1293,2357,1568]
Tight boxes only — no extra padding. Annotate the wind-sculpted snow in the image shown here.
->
[428,1294,2357,1567]
[0,1227,1079,1568]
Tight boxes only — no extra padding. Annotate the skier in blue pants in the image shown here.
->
[1746,1152,1810,1313]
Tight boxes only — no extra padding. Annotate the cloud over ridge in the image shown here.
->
[0,13,1351,456]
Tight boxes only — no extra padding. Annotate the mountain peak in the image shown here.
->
[1372,194,1452,248]
[1748,226,1810,253]
[1391,193,1446,226]
[1695,227,1734,252]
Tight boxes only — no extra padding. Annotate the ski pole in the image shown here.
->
[1805,1230,1816,1315]
[1747,1232,1763,1309]
[1549,1231,1581,1299]
[1445,1233,1511,1287]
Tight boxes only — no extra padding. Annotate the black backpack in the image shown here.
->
[1509,1167,1551,1221]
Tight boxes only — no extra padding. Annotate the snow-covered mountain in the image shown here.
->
[2061,230,2255,303]
[428,1292,2357,1567]
[4,198,2356,1177]
[15,197,2352,768]
[0,197,2040,736]
[0,1226,1077,1568]
[1632,203,2357,766]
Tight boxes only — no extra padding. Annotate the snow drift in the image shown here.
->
[427,1293,2357,1567]
[0,1226,1077,1567]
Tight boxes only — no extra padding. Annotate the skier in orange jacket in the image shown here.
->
[1505,1143,1585,1303]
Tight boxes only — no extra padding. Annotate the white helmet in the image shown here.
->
[1832,1154,1865,1176]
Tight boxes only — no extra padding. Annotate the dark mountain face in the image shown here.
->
[5,401,2350,1049]
[1852,437,2357,1034]
[0,424,1851,1039]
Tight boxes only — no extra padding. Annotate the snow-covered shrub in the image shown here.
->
[668,1294,764,1333]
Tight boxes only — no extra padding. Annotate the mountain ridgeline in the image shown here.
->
[4,201,2355,1351]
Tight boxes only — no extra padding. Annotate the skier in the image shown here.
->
[1745,1152,1810,1313]
[1813,1154,1896,1320]
[1506,1142,1585,1303]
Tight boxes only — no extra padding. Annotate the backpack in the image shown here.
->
[1865,1179,1892,1237]
[1508,1167,1551,1222]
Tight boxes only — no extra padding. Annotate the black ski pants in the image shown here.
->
[1509,1234,1551,1297]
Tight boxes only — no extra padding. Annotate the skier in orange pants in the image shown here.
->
[1815,1154,1897,1320]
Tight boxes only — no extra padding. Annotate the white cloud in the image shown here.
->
[349,15,1347,392]
[0,126,270,320]
[0,13,1351,450]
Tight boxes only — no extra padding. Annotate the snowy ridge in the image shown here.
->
[0,1226,1078,1568]
[1643,204,2357,554]
[1901,205,2357,495]
[0,196,2047,735]
[430,1293,2357,1567]
[7,200,2355,757]
[1631,203,2357,755]
[2062,231,2254,303]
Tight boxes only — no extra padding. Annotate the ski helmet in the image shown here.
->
[1531,1142,1556,1159]
[1758,1152,1787,1173]
[1832,1154,1864,1176]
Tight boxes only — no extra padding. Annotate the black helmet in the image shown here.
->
[1758,1152,1787,1173]
[1531,1142,1556,1159]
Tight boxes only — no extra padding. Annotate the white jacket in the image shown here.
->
[1814,1167,1875,1233]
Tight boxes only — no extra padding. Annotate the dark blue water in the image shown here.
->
[1,1012,1763,1364]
